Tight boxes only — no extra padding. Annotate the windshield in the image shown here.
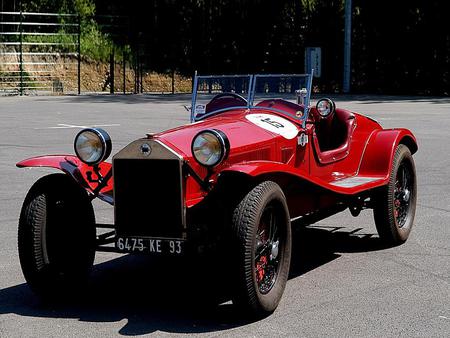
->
[191,73,313,125]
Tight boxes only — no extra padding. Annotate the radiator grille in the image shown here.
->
[113,158,185,239]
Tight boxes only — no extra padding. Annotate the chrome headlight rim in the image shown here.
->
[74,127,112,165]
[191,129,230,168]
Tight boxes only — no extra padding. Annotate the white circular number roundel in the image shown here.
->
[245,113,298,139]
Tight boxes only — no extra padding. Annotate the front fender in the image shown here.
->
[358,128,418,178]
[17,155,113,205]
[221,161,371,195]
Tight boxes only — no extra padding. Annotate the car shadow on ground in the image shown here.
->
[33,93,193,105]
[29,93,450,106]
[0,223,390,335]
[316,94,450,105]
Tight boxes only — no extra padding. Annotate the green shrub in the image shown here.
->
[20,0,128,62]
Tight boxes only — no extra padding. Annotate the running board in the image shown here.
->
[330,176,382,188]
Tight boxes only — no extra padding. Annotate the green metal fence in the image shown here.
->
[0,11,191,96]
[0,11,80,95]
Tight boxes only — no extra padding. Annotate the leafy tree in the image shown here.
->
[6,0,449,94]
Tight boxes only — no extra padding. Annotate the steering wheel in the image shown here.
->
[206,92,248,112]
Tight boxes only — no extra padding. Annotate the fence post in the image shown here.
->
[19,10,23,96]
[139,56,143,93]
[171,69,175,94]
[133,48,137,93]
[123,50,126,94]
[343,0,352,93]
[77,15,81,95]
[192,70,197,94]
[135,52,138,94]
[110,45,115,94]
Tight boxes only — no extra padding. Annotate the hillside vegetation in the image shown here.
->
[3,0,449,95]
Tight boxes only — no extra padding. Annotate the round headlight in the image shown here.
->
[316,98,336,118]
[74,128,112,165]
[191,129,229,167]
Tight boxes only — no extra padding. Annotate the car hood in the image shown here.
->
[153,109,301,166]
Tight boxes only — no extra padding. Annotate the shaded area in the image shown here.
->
[0,224,389,335]
[31,93,192,104]
[29,93,450,106]
[4,1,448,95]
[324,95,450,105]
[289,222,390,279]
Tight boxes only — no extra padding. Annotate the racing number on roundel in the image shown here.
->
[245,113,298,139]
[261,117,284,129]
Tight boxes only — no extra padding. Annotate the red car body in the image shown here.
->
[17,103,417,217]
[16,74,418,316]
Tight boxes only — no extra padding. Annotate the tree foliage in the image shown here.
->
[9,0,450,94]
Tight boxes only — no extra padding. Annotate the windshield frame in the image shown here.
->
[190,74,253,122]
[191,72,313,127]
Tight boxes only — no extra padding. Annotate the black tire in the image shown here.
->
[373,144,417,245]
[18,173,96,298]
[231,181,292,317]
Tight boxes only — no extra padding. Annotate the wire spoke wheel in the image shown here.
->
[231,181,292,317]
[373,144,417,245]
[393,163,412,227]
[255,204,281,294]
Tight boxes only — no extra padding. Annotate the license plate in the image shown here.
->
[116,237,184,255]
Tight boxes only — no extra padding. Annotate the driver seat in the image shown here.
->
[313,109,356,164]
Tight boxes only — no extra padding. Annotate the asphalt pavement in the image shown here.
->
[0,94,449,337]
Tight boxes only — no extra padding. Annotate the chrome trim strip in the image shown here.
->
[356,128,376,176]
[154,139,184,160]
[113,139,187,238]
[154,139,187,233]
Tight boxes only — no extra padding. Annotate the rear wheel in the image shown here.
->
[373,144,417,245]
[18,174,96,299]
[231,181,291,317]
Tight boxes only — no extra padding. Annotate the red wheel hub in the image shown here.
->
[256,256,268,282]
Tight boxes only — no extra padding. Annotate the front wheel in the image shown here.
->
[373,144,417,245]
[231,181,292,317]
[18,174,96,299]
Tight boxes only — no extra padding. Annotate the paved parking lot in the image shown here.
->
[0,94,449,337]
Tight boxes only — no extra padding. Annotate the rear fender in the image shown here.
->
[220,128,417,196]
[358,128,418,179]
[16,155,113,205]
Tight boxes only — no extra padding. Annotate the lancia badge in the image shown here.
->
[140,143,152,156]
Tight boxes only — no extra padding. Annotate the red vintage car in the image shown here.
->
[17,74,417,317]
